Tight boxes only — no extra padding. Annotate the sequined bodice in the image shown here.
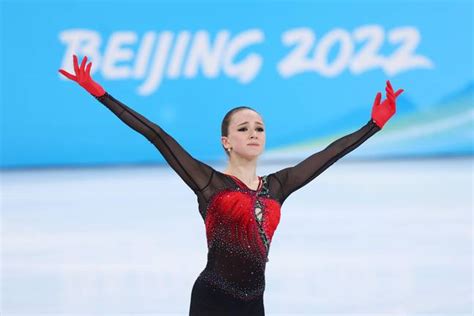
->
[201,175,281,299]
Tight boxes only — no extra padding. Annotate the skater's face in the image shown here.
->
[222,109,266,160]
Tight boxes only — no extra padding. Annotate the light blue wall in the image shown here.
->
[1,0,472,168]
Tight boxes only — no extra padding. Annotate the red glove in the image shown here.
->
[59,55,105,97]
[371,80,404,128]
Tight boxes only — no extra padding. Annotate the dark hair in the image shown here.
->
[221,106,258,157]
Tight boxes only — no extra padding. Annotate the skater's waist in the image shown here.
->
[198,268,265,301]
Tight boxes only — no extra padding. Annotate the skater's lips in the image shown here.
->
[248,143,260,146]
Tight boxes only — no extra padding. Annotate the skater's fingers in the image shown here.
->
[59,69,77,81]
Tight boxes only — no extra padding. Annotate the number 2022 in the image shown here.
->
[277,25,433,78]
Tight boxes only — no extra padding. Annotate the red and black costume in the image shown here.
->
[95,93,381,315]
[60,55,402,316]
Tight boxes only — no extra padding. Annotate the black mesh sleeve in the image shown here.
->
[95,92,214,194]
[272,119,381,204]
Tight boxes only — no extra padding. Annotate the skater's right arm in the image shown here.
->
[59,55,214,194]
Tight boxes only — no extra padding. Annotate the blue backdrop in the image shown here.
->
[1,0,473,168]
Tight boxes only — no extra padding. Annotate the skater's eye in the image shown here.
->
[238,127,265,132]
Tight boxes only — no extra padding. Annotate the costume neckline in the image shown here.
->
[224,173,262,192]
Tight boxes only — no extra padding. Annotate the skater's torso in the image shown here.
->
[197,173,281,300]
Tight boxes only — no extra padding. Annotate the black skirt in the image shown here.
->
[189,276,265,316]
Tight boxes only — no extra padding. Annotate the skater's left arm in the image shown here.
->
[272,81,404,205]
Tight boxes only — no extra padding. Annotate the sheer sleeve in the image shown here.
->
[95,92,214,194]
[272,119,381,204]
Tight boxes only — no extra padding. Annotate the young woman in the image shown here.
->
[59,55,403,315]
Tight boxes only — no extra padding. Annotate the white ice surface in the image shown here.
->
[1,158,472,315]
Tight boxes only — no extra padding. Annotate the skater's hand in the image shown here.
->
[59,55,105,97]
[371,80,404,128]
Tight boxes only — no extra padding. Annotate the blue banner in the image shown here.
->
[1,0,473,168]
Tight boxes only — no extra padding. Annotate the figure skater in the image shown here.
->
[59,55,404,315]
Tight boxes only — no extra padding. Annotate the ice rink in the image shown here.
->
[2,158,472,315]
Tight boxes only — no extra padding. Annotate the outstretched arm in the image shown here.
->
[59,55,214,194]
[273,81,404,204]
